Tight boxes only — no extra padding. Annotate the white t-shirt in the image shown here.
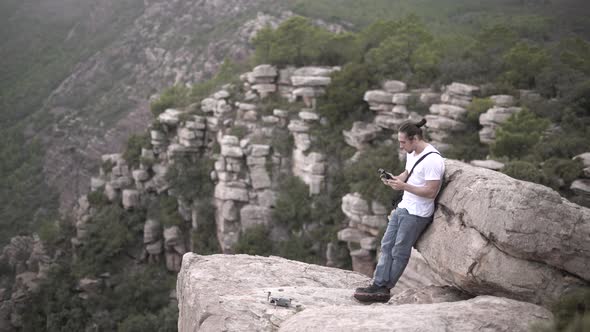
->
[397,144,445,217]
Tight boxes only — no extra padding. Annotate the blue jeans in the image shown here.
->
[373,208,432,289]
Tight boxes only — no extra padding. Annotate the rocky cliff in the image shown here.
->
[4,59,589,330]
[177,254,552,332]
[34,0,302,213]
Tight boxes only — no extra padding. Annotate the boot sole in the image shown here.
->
[353,291,391,303]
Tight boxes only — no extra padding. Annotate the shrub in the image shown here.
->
[234,225,273,256]
[118,313,159,332]
[542,157,583,189]
[491,109,550,159]
[466,97,494,127]
[101,159,115,173]
[191,201,220,255]
[252,16,351,66]
[150,85,191,118]
[22,264,91,332]
[123,133,151,168]
[165,155,214,202]
[270,129,294,157]
[74,205,144,276]
[533,288,590,332]
[87,190,109,207]
[343,144,403,207]
[443,131,489,162]
[228,125,249,139]
[37,220,61,247]
[276,235,320,264]
[273,176,313,230]
[406,95,430,115]
[149,195,183,228]
[107,266,176,323]
[501,160,546,184]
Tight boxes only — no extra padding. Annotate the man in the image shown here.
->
[355,119,445,302]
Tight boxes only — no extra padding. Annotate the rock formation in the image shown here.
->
[177,254,552,332]
[571,152,590,205]
[0,235,51,329]
[279,296,551,332]
[417,160,590,305]
[478,94,522,144]
[425,83,478,152]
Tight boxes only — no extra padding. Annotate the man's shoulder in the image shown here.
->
[424,145,445,167]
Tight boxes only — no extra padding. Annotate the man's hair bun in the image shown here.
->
[416,119,427,128]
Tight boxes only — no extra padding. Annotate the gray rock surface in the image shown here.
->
[279,296,551,332]
[363,90,394,104]
[342,122,381,149]
[490,95,516,107]
[177,254,368,332]
[445,82,480,96]
[469,159,505,171]
[382,80,407,93]
[177,254,551,332]
[389,285,472,305]
[429,104,467,120]
[417,160,590,305]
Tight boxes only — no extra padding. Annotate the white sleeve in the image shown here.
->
[424,157,444,181]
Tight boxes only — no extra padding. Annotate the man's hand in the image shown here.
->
[382,177,441,199]
[382,178,406,191]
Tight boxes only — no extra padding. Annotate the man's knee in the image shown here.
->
[391,245,411,262]
[380,237,394,255]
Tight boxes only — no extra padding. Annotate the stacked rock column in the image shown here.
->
[425,82,479,153]
[478,94,521,144]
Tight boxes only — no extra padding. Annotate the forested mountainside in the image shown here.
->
[0,0,589,331]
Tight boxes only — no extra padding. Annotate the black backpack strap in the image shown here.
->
[404,151,441,183]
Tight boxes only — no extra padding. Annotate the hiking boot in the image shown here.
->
[355,284,390,295]
[354,284,391,303]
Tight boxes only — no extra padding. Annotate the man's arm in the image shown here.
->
[394,170,408,182]
[384,178,441,199]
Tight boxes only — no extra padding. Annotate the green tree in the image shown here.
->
[75,204,143,276]
[365,16,439,85]
[466,97,495,126]
[252,26,276,65]
[258,16,324,66]
[234,225,273,256]
[273,176,313,229]
[150,85,191,117]
[501,160,546,184]
[343,144,404,207]
[165,155,214,202]
[123,133,151,167]
[492,109,550,159]
[149,195,183,228]
[559,38,590,76]
[502,42,549,88]
[356,19,399,53]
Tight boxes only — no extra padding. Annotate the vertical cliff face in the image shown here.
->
[36,0,289,213]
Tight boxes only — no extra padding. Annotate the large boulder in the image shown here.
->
[429,104,467,120]
[445,82,480,97]
[417,160,590,305]
[292,66,336,77]
[157,109,183,126]
[363,90,394,104]
[177,254,368,332]
[279,296,551,332]
[382,80,407,93]
[342,122,381,149]
[177,254,551,332]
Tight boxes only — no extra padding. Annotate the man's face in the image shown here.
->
[398,132,415,153]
